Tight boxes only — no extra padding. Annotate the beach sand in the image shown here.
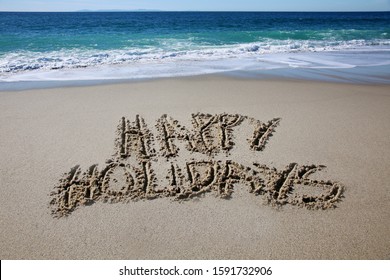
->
[0,76,389,259]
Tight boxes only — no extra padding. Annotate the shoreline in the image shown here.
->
[0,76,389,259]
[1,63,390,92]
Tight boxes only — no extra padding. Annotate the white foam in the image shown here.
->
[1,40,390,82]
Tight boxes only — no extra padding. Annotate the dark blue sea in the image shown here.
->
[0,12,389,86]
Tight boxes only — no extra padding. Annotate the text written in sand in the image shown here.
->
[50,113,344,217]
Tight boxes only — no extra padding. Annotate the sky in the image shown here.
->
[0,0,389,12]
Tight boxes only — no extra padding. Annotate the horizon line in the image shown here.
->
[0,10,389,13]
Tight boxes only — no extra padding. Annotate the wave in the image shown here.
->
[1,39,390,74]
[1,39,390,85]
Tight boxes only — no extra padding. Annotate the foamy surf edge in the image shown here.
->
[1,48,389,89]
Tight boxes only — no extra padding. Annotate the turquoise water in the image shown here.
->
[0,12,389,84]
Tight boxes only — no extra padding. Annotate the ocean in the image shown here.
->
[0,11,389,87]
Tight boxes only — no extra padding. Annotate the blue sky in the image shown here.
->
[0,0,389,12]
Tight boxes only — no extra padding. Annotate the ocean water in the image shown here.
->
[0,12,389,86]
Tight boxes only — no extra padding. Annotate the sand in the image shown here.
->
[0,76,389,259]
